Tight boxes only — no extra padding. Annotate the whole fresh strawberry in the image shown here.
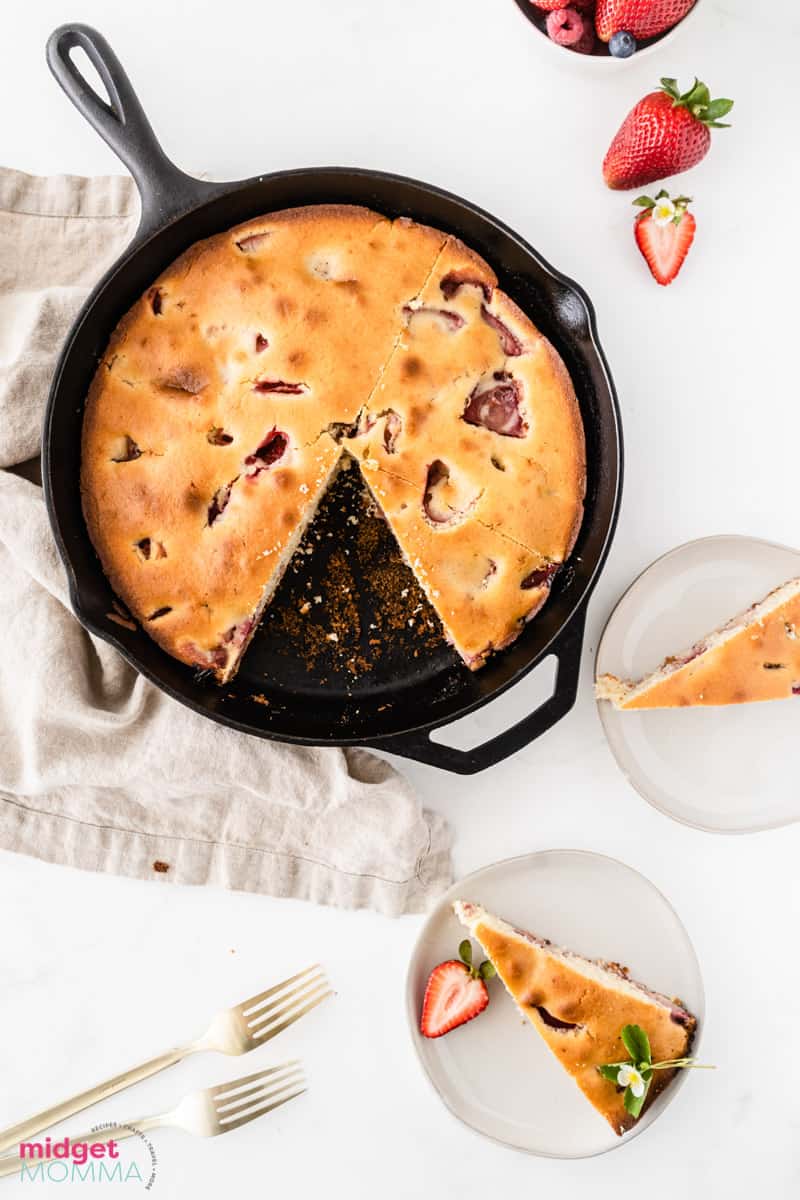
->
[633,190,696,286]
[596,0,695,41]
[603,78,733,191]
[420,940,496,1039]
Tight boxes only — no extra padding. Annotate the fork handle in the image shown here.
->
[0,1047,188,1155]
[0,1114,167,1178]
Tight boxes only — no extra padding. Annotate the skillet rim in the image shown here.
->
[42,164,623,764]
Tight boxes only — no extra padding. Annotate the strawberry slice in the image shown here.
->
[420,941,495,1038]
[633,190,696,286]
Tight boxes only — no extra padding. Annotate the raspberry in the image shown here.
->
[573,21,597,51]
[546,7,586,45]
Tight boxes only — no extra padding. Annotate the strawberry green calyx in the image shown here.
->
[659,78,734,128]
[459,939,497,982]
[633,190,692,226]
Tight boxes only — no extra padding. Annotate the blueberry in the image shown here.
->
[609,30,637,57]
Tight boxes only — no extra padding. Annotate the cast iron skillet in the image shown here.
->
[43,24,622,775]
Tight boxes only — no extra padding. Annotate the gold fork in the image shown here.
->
[0,1061,306,1178]
[0,965,330,1154]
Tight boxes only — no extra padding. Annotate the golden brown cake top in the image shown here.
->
[81,205,585,679]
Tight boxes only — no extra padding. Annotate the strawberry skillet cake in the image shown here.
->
[81,205,585,682]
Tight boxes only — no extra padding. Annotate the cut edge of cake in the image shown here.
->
[596,575,800,710]
[209,451,346,683]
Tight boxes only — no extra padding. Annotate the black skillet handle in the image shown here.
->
[46,24,224,243]
[374,606,588,775]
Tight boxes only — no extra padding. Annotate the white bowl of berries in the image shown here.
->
[513,0,704,65]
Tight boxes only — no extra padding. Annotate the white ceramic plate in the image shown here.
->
[406,850,703,1158]
[596,535,800,833]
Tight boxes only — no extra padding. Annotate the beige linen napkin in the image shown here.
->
[0,168,451,915]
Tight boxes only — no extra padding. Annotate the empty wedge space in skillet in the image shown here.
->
[80,204,585,682]
[453,901,696,1136]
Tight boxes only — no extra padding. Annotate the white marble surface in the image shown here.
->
[2,0,799,1194]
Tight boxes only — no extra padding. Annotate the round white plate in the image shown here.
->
[406,850,704,1158]
[596,535,800,833]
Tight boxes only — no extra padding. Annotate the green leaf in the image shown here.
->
[621,1024,652,1066]
[623,1081,649,1121]
[655,188,669,200]
[680,77,700,103]
[705,98,734,121]
[597,1064,623,1082]
[660,77,680,100]
[632,195,655,208]
[479,960,496,981]
[688,81,710,110]
[459,939,472,967]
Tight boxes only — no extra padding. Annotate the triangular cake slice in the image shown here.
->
[361,465,556,669]
[347,242,585,562]
[453,901,696,1136]
[596,576,800,710]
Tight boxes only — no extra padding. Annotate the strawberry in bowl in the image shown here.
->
[597,0,697,56]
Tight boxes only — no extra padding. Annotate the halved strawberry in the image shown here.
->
[420,940,495,1038]
[633,190,696,286]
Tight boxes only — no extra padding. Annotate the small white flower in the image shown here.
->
[617,1064,646,1097]
[652,196,676,227]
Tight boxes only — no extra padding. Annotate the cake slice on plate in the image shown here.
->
[596,576,800,710]
[453,901,696,1136]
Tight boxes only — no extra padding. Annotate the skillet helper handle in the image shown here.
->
[375,607,588,775]
[46,24,215,240]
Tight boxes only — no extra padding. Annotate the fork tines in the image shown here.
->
[213,1062,307,1133]
[239,965,333,1042]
